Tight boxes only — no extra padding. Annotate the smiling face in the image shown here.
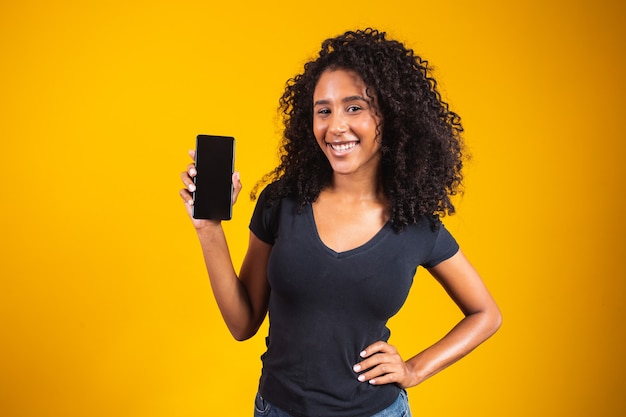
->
[313,69,382,180]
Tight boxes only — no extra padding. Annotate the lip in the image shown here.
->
[325,140,359,155]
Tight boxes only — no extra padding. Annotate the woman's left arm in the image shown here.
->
[354,250,502,388]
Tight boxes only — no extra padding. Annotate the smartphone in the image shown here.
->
[192,134,235,220]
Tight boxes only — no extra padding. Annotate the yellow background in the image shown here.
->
[1,0,624,416]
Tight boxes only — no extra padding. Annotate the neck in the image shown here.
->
[328,172,383,202]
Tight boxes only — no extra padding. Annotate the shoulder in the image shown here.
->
[395,216,459,268]
[256,180,278,202]
[251,181,302,245]
[256,180,296,208]
[402,215,440,234]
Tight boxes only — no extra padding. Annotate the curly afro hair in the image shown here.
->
[253,28,466,231]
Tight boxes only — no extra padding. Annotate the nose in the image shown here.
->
[329,114,348,135]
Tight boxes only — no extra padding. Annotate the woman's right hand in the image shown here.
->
[179,149,242,230]
[179,150,268,341]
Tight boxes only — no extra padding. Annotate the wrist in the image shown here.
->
[195,221,223,240]
[403,359,427,388]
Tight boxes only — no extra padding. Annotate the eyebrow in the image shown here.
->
[314,95,370,106]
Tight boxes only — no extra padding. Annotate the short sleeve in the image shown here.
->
[422,221,460,268]
[249,184,280,245]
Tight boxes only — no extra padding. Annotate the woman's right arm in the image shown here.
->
[180,151,271,341]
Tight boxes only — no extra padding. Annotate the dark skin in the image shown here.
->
[179,69,501,388]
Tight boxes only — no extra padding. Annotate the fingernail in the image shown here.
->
[353,364,361,372]
[358,375,365,382]
[360,350,367,357]
[190,168,197,176]
[369,379,376,385]
[188,199,194,205]
[188,183,196,192]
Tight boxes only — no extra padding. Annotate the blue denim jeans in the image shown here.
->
[253,389,412,417]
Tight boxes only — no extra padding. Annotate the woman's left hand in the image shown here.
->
[353,341,416,388]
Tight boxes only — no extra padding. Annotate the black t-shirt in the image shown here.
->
[249,184,459,417]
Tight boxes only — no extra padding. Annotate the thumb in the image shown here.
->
[232,172,242,204]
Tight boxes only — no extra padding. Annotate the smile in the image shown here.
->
[328,141,358,153]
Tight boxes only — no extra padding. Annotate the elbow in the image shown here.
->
[225,310,267,341]
[229,322,262,342]
[232,331,255,342]
[465,299,503,338]
[487,305,503,337]
[470,304,502,340]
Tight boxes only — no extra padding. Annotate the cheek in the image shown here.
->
[353,120,376,138]
[312,120,326,142]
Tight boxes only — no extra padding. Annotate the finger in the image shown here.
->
[353,352,394,374]
[179,188,194,205]
[188,149,196,160]
[232,172,242,204]
[365,370,400,386]
[187,163,197,178]
[360,341,397,358]
[180,171,196,192]
[357,362,394,383]
[356,362,404,385]
[353,342,391,374]
[354,342,402,378]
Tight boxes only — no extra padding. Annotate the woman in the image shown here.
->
[180,28,501,417]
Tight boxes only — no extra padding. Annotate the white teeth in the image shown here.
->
[329,142,357,152]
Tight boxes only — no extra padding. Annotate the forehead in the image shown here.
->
[313,69,367,96]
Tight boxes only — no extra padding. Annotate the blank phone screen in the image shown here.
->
[192,135,235,220]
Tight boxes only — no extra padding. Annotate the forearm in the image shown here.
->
[405,307,501,387]
[196,224,259,340]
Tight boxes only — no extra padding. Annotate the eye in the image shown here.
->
[316,108,331,115]
[347,105,362,112]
